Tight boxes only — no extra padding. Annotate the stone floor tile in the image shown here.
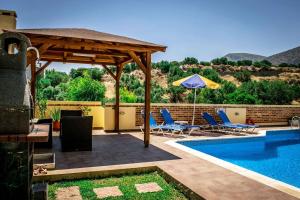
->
[93,186,123,199]
[135,182,163,193]
[56,186,82,200]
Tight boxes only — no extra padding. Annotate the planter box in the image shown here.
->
[33,153,55,170]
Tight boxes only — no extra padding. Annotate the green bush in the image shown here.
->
[66,77,106,101]
[200,69,222,83]
[233,70,251,82]
[120,88,137,103]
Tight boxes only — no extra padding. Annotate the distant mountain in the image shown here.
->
[224,45,300,65]
[224,53,266,62]
[267,46,300,65]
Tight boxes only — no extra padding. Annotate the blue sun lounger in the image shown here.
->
[160,108,202,135]
[201,112,245,132]
[140,110,184,135]
[217,110,258,131]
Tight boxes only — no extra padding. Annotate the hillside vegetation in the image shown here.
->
[36,57,300,107]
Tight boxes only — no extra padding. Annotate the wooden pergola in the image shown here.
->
[4,28,166,147]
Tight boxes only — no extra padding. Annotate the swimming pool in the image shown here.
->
[177,130,300,189]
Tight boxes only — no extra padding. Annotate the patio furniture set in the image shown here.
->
[141,108,258,136]
[36,110,93,152]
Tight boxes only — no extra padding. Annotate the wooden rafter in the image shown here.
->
[41,54,115,64]
[102,64,116,80]
[35,61,52,76]
[45,47,128,58]
[119,58,133,66]
[128,51,146,73]
[38,43,53,55]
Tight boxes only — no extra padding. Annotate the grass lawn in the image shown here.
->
[48,171,187,200]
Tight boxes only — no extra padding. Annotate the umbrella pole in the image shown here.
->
[192,88,197,125]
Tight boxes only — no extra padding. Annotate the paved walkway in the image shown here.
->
[35,128,299,200]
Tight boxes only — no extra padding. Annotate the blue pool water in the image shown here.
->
[178,130,300,188]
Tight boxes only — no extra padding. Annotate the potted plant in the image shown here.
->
[80,106,91,116]
[37,99,47,119]
[50,108,60,131]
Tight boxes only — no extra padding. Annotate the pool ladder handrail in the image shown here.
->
[291,116,300,129]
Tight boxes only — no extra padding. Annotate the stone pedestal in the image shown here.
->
[0,142,33,200]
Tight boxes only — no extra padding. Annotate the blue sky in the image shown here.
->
[2,0,300,72]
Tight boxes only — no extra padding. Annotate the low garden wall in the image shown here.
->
[106,103,300,127]
[41,101,300,130]
[43,101,104,128]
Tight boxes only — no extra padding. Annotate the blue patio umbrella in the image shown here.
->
[173,74,220,125]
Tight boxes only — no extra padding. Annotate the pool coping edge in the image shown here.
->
[165,132,300,199]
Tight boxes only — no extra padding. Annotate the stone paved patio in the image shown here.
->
[35,127,299,200]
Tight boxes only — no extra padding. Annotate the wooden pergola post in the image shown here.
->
[143,52,151,147]
[115,65,121,132]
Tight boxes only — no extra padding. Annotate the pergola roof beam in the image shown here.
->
[30,37,165,52]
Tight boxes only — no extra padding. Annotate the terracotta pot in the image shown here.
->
[53,120,60,131]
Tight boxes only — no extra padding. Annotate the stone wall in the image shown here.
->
[128,103,300,126]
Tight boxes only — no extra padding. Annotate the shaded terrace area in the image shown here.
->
[4,28,167,147]
[35,132,180,170]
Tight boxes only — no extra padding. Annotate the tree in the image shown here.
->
[169,85,186,103]
[200,69,222,83]
[66,77,106,101]
[227,61,236,66]
[225,91,260,104]
[70,68,104,80]
[123,63,137,73]
[279,63,289,67]
[45,69,69,87]
[211,57,228,65]
[253,61,262,68]
[151,81,168,103]
[200,61,211,66]
[153,60,172,73]
[89,68,104,80]
[236,60,252,66]
[261,60,272,67]
[182,57,199,65]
